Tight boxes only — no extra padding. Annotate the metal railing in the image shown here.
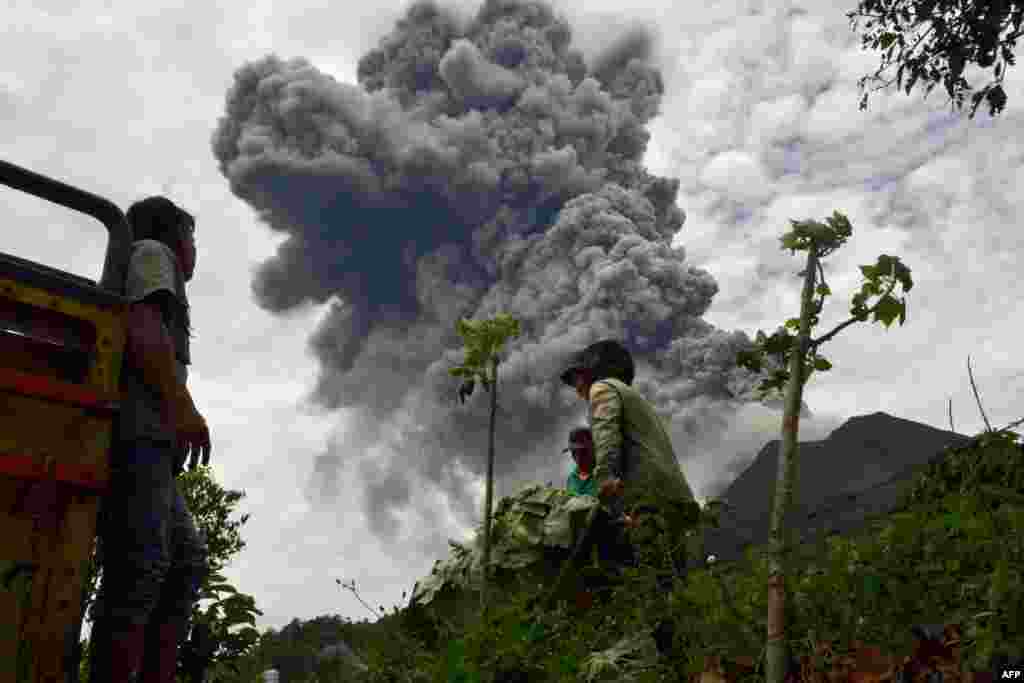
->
[0,159,131,294]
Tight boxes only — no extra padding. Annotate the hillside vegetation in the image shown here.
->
[224,407,1023,683]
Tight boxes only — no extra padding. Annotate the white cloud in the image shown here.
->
[804,84,872,143]
[905,156,974,201]
[788,15,841,94]
[687,72,741,121]
[749,93,808,147]
[699,148,775,201]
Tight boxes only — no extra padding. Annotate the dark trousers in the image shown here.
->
[91,438,208,629]
[572,507,638,571]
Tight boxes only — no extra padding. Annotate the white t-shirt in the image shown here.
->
[115,239,189,443]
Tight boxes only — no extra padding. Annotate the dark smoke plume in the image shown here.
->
[212,0,810,552]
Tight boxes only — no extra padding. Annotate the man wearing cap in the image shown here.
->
[560,340,694,575]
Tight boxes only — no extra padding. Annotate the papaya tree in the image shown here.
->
[735,210,914,683]
[447,313,521,614]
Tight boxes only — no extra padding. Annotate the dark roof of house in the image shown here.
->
[698,411,973,564]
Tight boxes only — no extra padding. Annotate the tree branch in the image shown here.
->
[966,355,993,433]
[867,23,938,85]
[337,579,383,620]
[809,267,899,348]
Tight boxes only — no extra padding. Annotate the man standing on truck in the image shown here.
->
[89,196,212,683]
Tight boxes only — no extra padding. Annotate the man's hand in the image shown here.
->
[599,478,625,501]
[165,394,212,475]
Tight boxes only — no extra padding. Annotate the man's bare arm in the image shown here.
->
[126,294,195,411]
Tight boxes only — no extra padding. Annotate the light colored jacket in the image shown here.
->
[588,377,694,513]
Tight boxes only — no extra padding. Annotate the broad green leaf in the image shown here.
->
[736,349,763,372]
[872,295,904,327]
[812,356,832,371]
[763,330,794,356]
[862,280,882,297]
[943,512,961,530]
[780,233,800,252]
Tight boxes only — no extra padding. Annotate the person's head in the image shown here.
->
[126,196,196,281]
[564,427,594,472]
[559,339,635,400]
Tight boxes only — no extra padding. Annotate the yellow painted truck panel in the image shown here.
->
[0,274,125,683]
[1,158,133,683]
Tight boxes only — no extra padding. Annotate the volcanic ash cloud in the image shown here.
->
[211,0,810,549]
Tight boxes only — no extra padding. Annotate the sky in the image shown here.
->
[3,0,1023,637]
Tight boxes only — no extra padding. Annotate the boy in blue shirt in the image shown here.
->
[564,427,598,497]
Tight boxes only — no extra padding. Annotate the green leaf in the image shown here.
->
[863,574,882,596]
[943,511,961,530]
[812,356,832,371]
[815,283,831,297]
[784,318,801,331]
[879,32,896,49]
[780,233,801,252]
[763,330,795,356]
[871,295,904,328]
[455,318,476,339]
[736,349,763,373]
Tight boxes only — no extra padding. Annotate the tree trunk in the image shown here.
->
[765,247,819,683]
[480,356,499,614]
